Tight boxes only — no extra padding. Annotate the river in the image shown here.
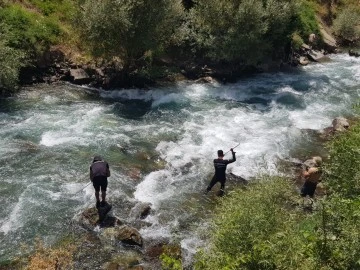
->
[1,54,360,268]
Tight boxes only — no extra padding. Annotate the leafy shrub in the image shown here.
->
[160,245,182,270]
[324,120,360,197]
[333,7,360,42]
[0,26,27,94]
[195,177,318,270]
[0,4,61,55]
[188,0,297,64]
[292,32,305,50]
[78,0,184,66]
[291,0,320,40]
[28,0,75,20]
[314,196,360,269]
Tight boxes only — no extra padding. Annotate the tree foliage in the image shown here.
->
[333,7,360,42]
[78,0,184,65]
[187,0,303,64]
[0,26,27,94]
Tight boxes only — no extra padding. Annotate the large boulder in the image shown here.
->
[69,68,91,84]
[332,117,350,132]
[317,17,338,53]
[102,225,143,247]
[307,50,330,62]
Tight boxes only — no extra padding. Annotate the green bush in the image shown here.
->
[292,0,320,40]
[28,0,75,20]
[195,177,318,270]
[78,0,184,66]
[0,4,61,55]
[188,0,297,64]
[292,32,305,50]
[314,196,360,269]
[324,120,360,197]
[160,245,182,270]
[333,7,360,42]
[0,26,27,94]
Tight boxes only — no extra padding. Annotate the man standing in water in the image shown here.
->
[90,155,110,208]
[205,148,236,195]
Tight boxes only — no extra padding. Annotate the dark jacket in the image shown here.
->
[213,152,236,180]
[90,161,110,181]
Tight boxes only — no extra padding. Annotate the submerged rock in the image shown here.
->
[129,202,152,221]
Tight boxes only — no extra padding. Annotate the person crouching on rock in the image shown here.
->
[90,155,110,208]
[301,166,322,204]
[205,149,236,195]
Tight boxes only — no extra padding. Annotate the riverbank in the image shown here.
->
[196,115,360,269]
[5,0,360,96]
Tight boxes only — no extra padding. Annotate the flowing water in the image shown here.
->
[1,54,360,267]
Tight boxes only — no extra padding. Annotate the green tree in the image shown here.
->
[188,0,297,64]
[78,0,184,67]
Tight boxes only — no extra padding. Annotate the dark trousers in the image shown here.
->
[207,176,225,191]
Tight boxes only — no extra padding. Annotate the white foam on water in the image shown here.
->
[0,184,35,235]
[151,93,188,108]
[134,170,176,208]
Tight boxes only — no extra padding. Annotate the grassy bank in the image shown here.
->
[194,119,360,269]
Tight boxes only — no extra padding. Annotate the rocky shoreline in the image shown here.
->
[17,17,355,92]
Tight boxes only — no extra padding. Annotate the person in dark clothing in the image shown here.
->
[205,148,236,194]
[90,155,110,208]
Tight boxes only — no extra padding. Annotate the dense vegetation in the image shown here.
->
[0,0,360,94]
[194,119,360,269]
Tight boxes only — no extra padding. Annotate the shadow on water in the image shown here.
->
[0,98,16,113]
[110,100,153,120]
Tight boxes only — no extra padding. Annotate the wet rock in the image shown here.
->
[103,252,143,270]
[126,168,142,180]
[321,117,350,138]
[227,173,248,185]
[349,49,360,57]
[318,23,337,53]
[69,68,91,84]
[102,225,143,247]
[194,76,218,84]
[145,243,165,258]
[307,50,330,62]
[79,207,122,231]
[332,117,349,132]
[129,202,152,220]
[299,56,309,66]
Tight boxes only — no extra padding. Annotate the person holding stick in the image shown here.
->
[204,146,237,195]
